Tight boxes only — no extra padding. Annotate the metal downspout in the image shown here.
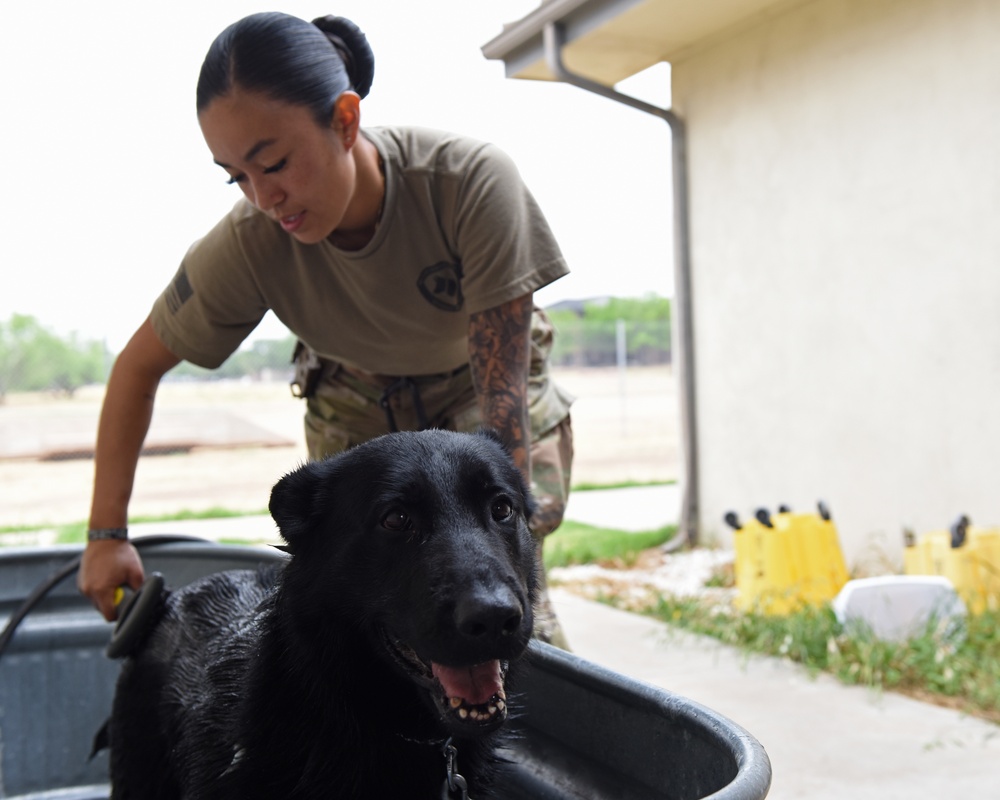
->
[543,22,699,547]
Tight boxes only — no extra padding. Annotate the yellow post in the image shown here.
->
[758,509,797,614]
[730,502,850,614]
[903,517,1000,614]
[972,527,1000,612]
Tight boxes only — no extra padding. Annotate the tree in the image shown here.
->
[166,335,298,381]
[0,315,108,400]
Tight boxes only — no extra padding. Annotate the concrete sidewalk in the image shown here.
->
[563,483,680,532]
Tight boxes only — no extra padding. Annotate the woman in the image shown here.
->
[79,12,574,646]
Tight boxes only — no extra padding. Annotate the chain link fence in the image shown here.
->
[550,318,670,368]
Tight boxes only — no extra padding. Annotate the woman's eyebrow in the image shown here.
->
[214,138,278,169]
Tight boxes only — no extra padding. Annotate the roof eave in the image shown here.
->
[482,0,644,82]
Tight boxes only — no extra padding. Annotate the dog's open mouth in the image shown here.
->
[384,635,510,733]
[432,660,508,725]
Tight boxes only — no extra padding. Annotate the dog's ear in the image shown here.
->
[269,461,331,552]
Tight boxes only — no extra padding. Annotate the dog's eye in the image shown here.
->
[490,498,514,522]
[380,511,412,532]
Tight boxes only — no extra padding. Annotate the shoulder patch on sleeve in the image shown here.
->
[165,266,194,315]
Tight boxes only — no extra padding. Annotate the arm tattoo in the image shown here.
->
[468,293,533,477]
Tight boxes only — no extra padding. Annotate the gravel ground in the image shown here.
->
[549,546,737,610]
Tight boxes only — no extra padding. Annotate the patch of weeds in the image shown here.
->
[630,594,1000,723]
[703,561,735,589]
[830,609,1000,721]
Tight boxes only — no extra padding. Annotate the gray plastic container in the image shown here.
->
[0,541,770,799]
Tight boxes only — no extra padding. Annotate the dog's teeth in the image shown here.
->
[442,689,510,723]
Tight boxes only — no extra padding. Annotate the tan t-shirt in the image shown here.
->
[151,126,569,375]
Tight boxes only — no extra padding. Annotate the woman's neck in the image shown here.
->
[327,134,385,251]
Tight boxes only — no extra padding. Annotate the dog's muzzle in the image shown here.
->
[382,633,512,735]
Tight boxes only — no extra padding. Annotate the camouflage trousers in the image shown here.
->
[299,311,575,648]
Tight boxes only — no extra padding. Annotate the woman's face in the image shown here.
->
[199,88,355,245]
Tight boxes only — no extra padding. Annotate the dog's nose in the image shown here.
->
[455,589,523,640]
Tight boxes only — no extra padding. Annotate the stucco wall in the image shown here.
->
[671,0,1000,566]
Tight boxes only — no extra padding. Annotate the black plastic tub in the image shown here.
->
[0,541,770,799]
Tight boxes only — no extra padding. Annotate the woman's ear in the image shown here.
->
[331,91,362,150]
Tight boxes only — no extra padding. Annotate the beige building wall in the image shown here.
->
[670,0,1000,565]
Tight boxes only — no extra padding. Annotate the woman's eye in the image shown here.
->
[380,511,412,532]
[263,158,287,174]
[491,499,514,522]
[225,173,245,186]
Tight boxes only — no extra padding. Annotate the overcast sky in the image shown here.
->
[1,1,673,351]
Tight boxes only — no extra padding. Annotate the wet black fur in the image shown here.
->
[108,429,538,799]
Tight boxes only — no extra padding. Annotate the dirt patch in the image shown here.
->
[0,366,678,528]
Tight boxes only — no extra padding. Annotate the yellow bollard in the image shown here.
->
[727,502,849,615]
[903,516,1000,614]
[968,527,1000,613]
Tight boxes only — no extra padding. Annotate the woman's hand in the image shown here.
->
[78,539,145,621]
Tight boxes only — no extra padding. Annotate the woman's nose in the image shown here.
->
[245,175,285,212]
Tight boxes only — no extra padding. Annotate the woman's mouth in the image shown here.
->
[278,211,305,233]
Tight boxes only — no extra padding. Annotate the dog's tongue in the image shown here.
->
[431,660,503,706]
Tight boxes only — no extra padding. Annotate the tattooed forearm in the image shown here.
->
[468,293,533,477]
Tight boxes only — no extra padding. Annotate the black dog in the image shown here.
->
[108,429,538,799]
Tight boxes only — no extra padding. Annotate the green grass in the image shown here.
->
[628,592,1000,724]
[1,507,271,547]
[54,522,87,544]
[132,507,270,521]
[542,520,676,570]
[570,479,676,492]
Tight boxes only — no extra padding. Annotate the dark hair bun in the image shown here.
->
[312,16,375,99]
